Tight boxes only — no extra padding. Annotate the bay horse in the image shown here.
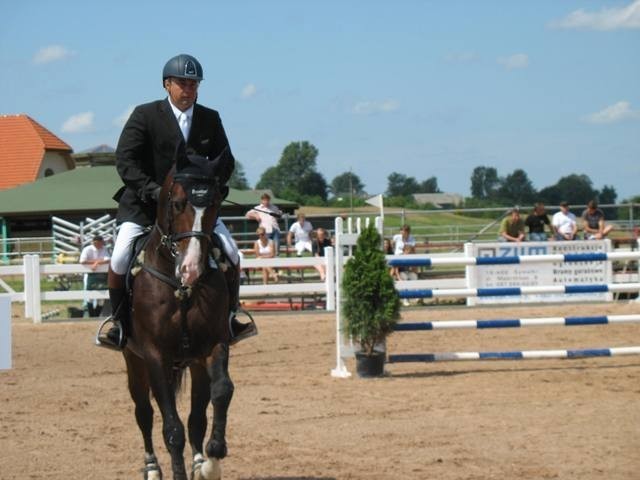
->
[122,147,234,480]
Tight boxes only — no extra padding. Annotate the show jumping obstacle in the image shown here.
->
[331,216,640,377]
[388,314,640,363]
[387,347,640,363]
[396,283,640,300]
[387,251,640,268]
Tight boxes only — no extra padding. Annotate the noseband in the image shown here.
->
[156,225,211,258]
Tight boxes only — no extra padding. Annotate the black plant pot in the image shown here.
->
[355,350,385,378]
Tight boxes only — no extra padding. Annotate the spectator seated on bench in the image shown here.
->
[253,227,279,284]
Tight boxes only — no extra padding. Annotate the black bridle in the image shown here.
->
[139,172,222,299]
[156,173,221,258]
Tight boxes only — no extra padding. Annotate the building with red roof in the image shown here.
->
[0,114,75,190]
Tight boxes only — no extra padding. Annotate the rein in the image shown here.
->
[133,149,226,357]
[137,223,211,356]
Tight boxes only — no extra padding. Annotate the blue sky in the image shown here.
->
[2,1,639,200]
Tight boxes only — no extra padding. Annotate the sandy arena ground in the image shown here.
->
[1,301,639,480]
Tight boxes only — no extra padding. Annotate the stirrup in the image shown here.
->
[229,308,258,346]
[95,316,126,351]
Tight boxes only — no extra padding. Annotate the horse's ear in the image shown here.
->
[209,145,234,185]
[174,139,189,171]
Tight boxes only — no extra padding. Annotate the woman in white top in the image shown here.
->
[392,224,416,255]
[253,227,279,284]
[246,193,283,255]
[287,213,313,256]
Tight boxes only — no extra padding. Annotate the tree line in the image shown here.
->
[230,140,629,208]
[468,166,618,206]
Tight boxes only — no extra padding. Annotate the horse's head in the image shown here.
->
[157,145,230,286]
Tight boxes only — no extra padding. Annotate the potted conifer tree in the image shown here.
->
[342,223,400,377]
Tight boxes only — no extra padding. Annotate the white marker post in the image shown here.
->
[0,294,11,370]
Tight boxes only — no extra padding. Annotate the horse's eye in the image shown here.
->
[172,199,187,213]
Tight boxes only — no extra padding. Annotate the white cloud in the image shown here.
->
[583,101,640,124]
[113,106,135,127]
[61,112,94,133]
[241,83,257,99]
[497,53,529,70]
[33,45,74,64]
[550,0,640,30]
[352,99,400,115]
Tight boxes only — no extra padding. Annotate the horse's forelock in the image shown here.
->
[175,153,216,182]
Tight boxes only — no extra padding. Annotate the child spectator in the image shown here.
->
[312,228,332,281]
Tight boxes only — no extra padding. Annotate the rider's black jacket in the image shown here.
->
[114,98,234,226]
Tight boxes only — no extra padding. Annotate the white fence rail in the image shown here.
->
[0,250,336,324]
[0,294,10,370]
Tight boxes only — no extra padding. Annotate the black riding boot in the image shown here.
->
[96,270,128,350]
[226,262,257,345]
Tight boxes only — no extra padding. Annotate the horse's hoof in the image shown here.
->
[205,440,227,459]
[200,459,221,480]
[193,454,221,480]
[144,463,162,480]
[145,470,162,480]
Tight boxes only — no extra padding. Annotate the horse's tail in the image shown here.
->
[173,366,187,396]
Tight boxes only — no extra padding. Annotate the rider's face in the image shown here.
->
[165,77,199,111]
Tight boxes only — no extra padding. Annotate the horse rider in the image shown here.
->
[97,53,256,349]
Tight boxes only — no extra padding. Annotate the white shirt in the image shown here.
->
[247,203,282,233]
[552,211,577,235]
[289,220,313,243]
[392,233,416,255]
[168,98,194,141]
[80,244,110,264]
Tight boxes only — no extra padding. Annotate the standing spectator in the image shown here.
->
[253,227,279,284]
[499,208,525,242]
[392,225,416,255]
[80,235,110,316]
[287,213,313,256]
[552,201,578,241]
[581,200,614,240]
[312,228,332,281]
[525,203,551,241]
[246,193,283,255]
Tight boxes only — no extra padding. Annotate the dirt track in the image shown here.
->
[1,302,639,480]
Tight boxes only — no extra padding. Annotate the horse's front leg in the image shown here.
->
[124,351,163,480]
[193,343,233,480]
[146,354,188,480]
[188,361,212,479]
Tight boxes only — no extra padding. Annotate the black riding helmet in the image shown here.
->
[162,54,203,84]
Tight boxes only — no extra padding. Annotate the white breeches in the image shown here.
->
[294,240,313,256]
[110,220,240,275]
